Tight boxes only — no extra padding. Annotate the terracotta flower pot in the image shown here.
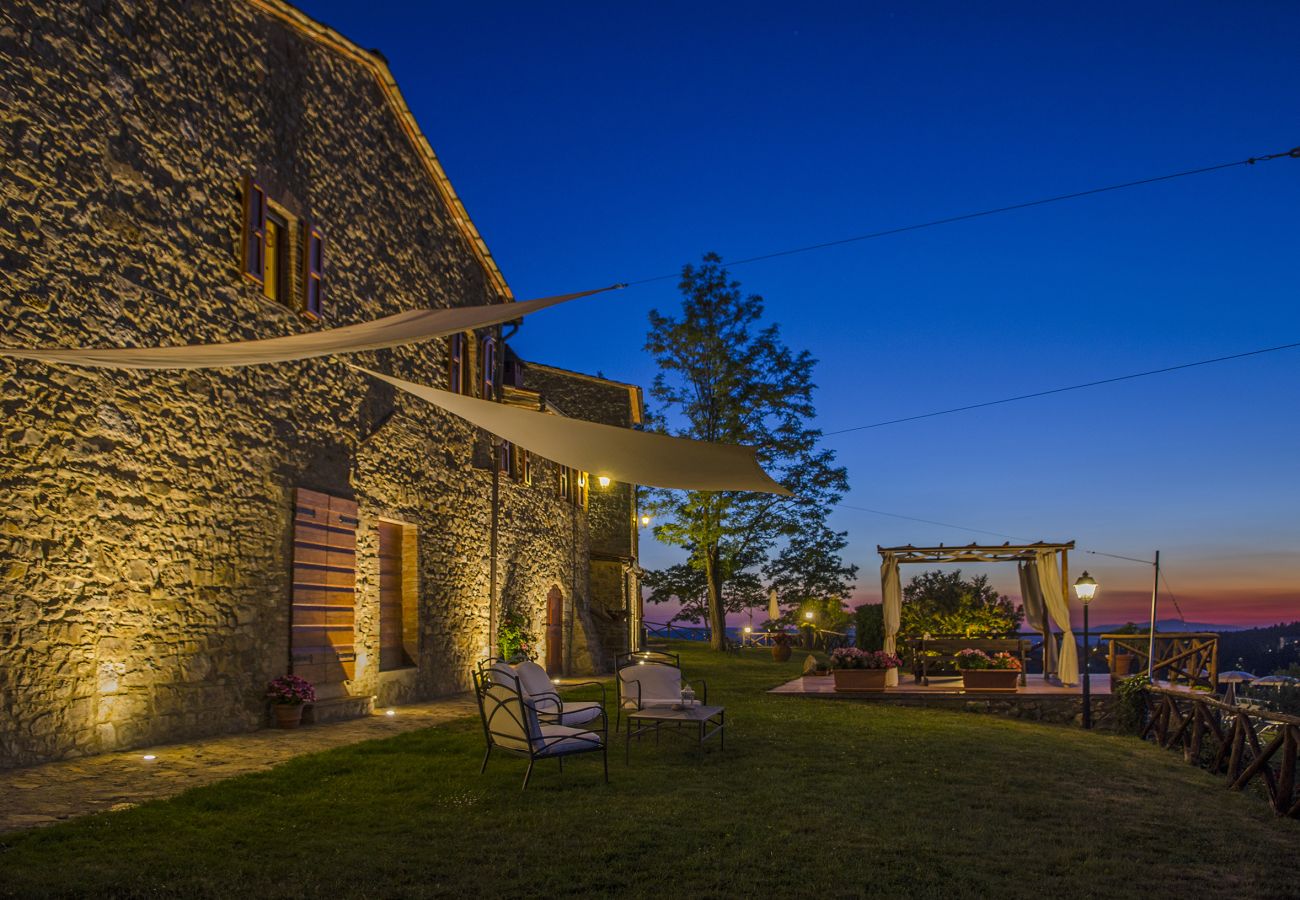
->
[833,667,890,692]
[960,669,1020,692]
[273,703,304,728]
[772,644,792,662]
[1111,653,1134,676]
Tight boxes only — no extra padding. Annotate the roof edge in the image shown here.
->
[247,0,513,302]
[527,362,645,425]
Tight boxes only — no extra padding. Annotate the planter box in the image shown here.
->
[960,669,1020,693]
[833,668,891,692]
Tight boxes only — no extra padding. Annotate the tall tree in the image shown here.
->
[643,253,851,649]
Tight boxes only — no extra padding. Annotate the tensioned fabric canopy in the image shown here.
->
[351,365,791,495]
[0,287,614,369]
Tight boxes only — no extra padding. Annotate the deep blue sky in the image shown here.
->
[299,1,1299,626]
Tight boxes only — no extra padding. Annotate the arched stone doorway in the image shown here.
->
[545,586,564,675]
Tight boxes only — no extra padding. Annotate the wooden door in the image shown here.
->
[545,587,563,675]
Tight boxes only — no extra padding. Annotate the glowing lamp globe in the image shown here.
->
[1073,571,1099,605]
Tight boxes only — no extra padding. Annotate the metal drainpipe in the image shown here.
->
[487,320,516,658]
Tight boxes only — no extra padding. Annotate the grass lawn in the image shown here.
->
[2,641,1297,899]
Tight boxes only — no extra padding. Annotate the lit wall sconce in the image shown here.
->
[640,514,651,526]
[597,475,611,488]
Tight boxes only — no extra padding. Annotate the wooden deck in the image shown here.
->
[771,673,1111,698]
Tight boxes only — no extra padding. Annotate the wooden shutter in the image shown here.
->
[302,222,325,319]
[378,521,407,671]
[242,177,267,284]
[448,334,464,393]
[481,336,495,398]
[291,489,358,685]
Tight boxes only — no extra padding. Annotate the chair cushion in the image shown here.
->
[618,662,681,707]
[533,723,604,757]
[490,662,519,691]
[554,701,602,727]
[482,682,538,751]
[514,660,559,709]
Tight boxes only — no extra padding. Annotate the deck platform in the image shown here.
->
[771,673,1114,726]
[772,673,1111,698]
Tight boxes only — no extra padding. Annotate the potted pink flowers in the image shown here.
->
[830,647,902,692]
[956,649,1021,692]
[266,674,316,728]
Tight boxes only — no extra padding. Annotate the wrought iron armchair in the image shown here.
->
[614,650,708,732]
[473,667,608,790]
[477,657,606,727]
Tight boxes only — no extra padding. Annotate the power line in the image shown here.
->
[836,503,1022,540]
[823,339,1300,436]
[623,145,1299,287]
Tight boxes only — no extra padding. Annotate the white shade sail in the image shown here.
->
[0,287,614,369]
[352,365,791,495]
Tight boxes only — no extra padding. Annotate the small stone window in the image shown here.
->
[499,441,531,485]
[262,208,289,304]
[558,466,587,507]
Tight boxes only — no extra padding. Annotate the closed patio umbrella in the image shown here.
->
[1252,675,1299,688]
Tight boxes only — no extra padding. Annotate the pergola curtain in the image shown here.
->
[353,366,790,495]
[880,556,902,687]
[0,287,612,369]
[1018,561,1057,675]
[1035,548,1078,685]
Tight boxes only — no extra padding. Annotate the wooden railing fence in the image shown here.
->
[1104,632,1219,690]
[1143,685,1300,818]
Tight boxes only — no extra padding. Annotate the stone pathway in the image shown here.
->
[0,694,479,835]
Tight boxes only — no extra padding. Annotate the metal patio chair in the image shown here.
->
[614,649,708,732]
[477,657,606,727]
[473,667,608,790]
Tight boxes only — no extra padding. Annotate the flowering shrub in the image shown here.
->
[498,607,538,662]
[266,674,315,706]
[830,647,902,670]
[770,631,796,648]
[955,649,1021,671]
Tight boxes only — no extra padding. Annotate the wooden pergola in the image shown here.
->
[878,541,1075,678]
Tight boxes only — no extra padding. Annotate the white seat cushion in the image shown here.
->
[554,700,602,727]
[533,723,603,757]
[618,663,681,708]
[514,660,560,711]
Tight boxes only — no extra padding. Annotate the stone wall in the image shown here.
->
[0,0,614,767]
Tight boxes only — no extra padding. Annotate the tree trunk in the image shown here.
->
[703,547,727,651]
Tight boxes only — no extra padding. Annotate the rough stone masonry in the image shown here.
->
[0,0,639,767]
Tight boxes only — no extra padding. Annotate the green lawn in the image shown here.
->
[2,642,1297,899]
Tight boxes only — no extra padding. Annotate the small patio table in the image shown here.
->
[625,704,725,762]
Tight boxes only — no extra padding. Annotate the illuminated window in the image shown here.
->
[262,210,288,304]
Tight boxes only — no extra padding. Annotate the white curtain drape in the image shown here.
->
[353,366,790,495]
[881,556,902,686]
[1035,549,1078,685]
[1018,560,1057,675]
[0,287,613,369]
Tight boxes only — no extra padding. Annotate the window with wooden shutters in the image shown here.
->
[291,489,358,686]
[302,223,324,319]
[558,465,571,501]
[481,335,496,398]
[378,520,417,671]
[242,177,267,284]
[517,448,531,485]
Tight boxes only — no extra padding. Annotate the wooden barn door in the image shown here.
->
[546,586,564,675]
[291,489,358,686]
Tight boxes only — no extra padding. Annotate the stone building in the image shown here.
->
[0,0,642,767]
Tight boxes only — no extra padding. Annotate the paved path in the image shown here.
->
[0,694,479,835]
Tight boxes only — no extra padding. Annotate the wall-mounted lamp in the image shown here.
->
[640,514,651,526]
[597,475,611,488]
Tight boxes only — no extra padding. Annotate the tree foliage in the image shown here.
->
[899,570,1023,651]
[642,254,853,648]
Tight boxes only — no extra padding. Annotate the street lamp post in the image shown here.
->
[1073,571,1099,729]
[803,610,816,650]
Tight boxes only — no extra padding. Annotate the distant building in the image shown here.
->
[0,0,641,767]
